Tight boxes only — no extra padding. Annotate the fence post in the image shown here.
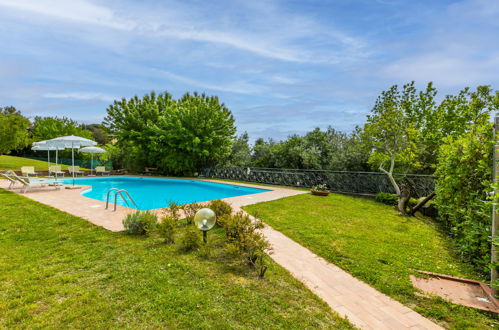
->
[492,115,499,295]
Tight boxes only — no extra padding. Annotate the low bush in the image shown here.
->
[180,202,203,224]
[157,215,176,243]
[221,211,270,277]
[123,211,157,235]
[165,201,182,220]
[375,192,398,206]
[208,199,233,220]
[375,192,418,208]
[179,225,201,251]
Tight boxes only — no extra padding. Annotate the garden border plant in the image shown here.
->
[124,200,270,278]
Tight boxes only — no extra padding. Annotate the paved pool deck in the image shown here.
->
[0,176,442,330]
[1,176,303,231]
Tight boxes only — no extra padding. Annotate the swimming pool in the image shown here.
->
[58,176,269,210]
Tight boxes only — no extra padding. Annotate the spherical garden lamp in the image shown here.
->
[194,208,216,243]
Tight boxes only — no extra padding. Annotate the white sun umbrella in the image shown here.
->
[46,135,97,186]
[78,146,105,175]
[31,141,65,175]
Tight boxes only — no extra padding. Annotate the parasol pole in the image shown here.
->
[72,141,75,186]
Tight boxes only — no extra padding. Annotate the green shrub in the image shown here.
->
[375,192,398,206]
[179,225,200,251]
[122,211,157,235]
[375,193,420,210]
[434,123,493,274]
[208,199,233,220]
[181,202,203,224]
[165,201,182,221]
[221,211,270,277]
[157,215,176,243]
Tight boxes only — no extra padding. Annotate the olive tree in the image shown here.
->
[362,82,426,215]
[362,82,498,216]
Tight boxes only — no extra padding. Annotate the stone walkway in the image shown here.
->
[0,176,442,329]
[229,193,442,329]
[259,223,442,329]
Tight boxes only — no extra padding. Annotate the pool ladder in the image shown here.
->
[106,188,138,211]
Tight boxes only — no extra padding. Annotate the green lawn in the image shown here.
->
[244,193,499,329]
[0,188,352,329]
[0,155,80,171]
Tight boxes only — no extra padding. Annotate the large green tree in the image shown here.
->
[226,132,251,166]
[249,127,368,171]
[361,82,426,214]
[31,116,93,141]
[104,91,236,175]
[83,124,110,145]
[360,82,498,215]
[0,106,30,155]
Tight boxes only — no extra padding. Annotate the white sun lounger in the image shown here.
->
[1,171,18,189]
[95,166,110,176]
[21,166,40,177]
[9,171,56,193]
[49,165,65,177]
[67,166,84,176]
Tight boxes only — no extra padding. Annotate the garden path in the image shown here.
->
[227,204,443,329]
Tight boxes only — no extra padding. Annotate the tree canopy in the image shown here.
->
[0,106,30,155]
[243,127,368,171]
[104,91,236,175]
[31,116,93,142]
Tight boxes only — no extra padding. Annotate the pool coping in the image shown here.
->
[0,175,305,232]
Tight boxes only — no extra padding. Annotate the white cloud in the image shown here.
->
[380,0,499,88]
[0,0,366,64]
[344,109,367,115]
[0,0,135,30]
[154,69,265,96]
[43,92,116,102]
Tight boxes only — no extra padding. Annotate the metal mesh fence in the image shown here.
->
[203,167,435,198]
[21,156,113,170]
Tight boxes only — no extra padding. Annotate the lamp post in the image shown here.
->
[194,208,216,243]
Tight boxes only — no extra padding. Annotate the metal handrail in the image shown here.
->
[106,188,138,211]
[106,188,120,209]
[114,191,129,211]
[115,189,138,211]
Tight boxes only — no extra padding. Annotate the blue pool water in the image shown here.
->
[58,176,268,210]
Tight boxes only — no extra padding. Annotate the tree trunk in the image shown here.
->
[379,157,401,196]
[398,183,412,215]
[409,192,436,216]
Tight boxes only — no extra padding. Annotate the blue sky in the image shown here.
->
[0,0,498,141]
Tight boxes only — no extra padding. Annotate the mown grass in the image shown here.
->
[243,193,499,329]
[0,188,352,329]
[0,155,78,171]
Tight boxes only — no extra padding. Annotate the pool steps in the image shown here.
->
[105,188,138,211]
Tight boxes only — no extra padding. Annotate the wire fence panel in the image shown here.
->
[21,156,113,170]
[203,167,435,198]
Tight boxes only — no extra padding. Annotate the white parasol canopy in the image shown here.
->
[78,146,105,175]
[31,141,65,173]
[46,135,97,185]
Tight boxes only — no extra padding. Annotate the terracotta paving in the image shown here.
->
[0,176,442,329]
